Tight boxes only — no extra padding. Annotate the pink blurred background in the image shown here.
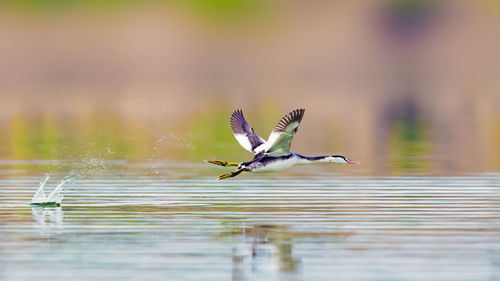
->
[0,0,499,175]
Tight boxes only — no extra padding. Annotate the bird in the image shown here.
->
[207,109,358,180]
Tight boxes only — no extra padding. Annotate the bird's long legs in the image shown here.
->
[218,168,247,180]
[206,160,239,167]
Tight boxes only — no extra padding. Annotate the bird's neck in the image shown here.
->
[293,154,330,163]
[293,154,345,164]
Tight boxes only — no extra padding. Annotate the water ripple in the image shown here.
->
[1,176,499,281]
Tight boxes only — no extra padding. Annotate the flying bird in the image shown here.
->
[207,109,358,179]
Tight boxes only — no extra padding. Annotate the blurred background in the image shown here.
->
[0,0,499,176]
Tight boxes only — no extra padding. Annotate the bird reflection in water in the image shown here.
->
[228,224,301,281]
[31,206,64,233]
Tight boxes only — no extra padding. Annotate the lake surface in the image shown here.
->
[1,162,499,281]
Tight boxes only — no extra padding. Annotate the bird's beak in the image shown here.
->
[347,159,359,164]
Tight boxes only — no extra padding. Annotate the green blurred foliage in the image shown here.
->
[1,0,272,25]
[4,108,265,164]
[186,104,245,161]
[1,108,443,176]
[1,0,140,12]
[5,112,149,162]
[180,0,268,24]
[383,0,433,10]
[495,117,500,168]
[9,115,31,159]
[389,118,431,175]
[0,0,274,31]
[35,113,60,159]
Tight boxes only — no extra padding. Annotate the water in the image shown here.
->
[1,162,500,281]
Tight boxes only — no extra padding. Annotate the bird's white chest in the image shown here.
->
[251,157,300,173]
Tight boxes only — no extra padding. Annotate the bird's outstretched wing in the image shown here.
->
[230,110,266,153]
[263,109,305,157]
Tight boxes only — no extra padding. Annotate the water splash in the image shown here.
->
[148,133,197,176]
[31,175,67,207]
[65,153,111,179]
[31,175,50,204]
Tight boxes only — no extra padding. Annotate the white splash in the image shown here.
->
[31,176,66,205]
[31,175,50,204]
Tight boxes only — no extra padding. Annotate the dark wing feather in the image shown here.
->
[230,110,266,153]
[272,109,305,133]
[264,109,305,156]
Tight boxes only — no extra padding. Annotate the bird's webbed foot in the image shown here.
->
[218,168,247,180]
[206,160,239,167]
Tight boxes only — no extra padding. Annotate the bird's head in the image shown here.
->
[327,155,359,164]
